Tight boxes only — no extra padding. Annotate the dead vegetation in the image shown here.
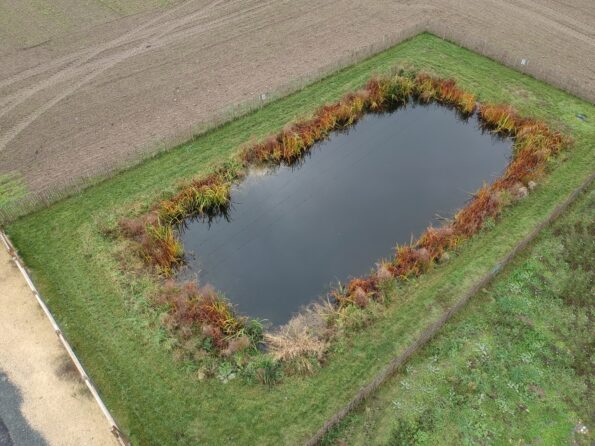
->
[117,70,571,375]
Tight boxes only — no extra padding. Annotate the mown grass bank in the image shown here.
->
[5,33,595,445]
[323,186,594,446]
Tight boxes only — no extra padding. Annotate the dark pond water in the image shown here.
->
[179,103,512,325]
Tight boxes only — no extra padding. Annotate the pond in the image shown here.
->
[178,103,512,325]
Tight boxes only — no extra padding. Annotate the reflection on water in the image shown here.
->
[179,103,512,325]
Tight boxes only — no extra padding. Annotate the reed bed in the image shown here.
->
[118,71,570,365]
[154,281,257,351]
[337,100,570,309]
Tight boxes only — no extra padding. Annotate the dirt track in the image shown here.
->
[0,245,118,446]
[0,0,594,208]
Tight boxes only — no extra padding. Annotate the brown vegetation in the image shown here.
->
[118,71,570,365]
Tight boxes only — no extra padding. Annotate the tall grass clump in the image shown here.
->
[414,73,477,114]
[154,281,260,353]
[119,164,242,275]
[265,312,328,376]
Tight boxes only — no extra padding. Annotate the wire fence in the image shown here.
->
[1,22,429,224]
[305,171,595,445]
[1,22,592,224]
[427,21,595,103]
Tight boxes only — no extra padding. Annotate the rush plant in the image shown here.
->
[118,70,571,364]
[154,281,253,350]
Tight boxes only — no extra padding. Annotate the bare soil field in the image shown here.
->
[0,0,593,213]
[0,246,118,446]
[0,0,181,53]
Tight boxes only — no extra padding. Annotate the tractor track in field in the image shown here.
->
[0,0,593,210]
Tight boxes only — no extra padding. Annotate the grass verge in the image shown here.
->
[322,186,594,446]
[4,33,595,445]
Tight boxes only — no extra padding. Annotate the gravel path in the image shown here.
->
[0,372,46,446]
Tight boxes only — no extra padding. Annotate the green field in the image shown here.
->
[323,187,594,446]
[5,33,595,445]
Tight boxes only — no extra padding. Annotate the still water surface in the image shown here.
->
[179,103,512,325]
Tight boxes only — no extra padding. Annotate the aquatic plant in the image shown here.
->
[413,73,439,103]
[144,223,185,275]
[118,164,241,276]
[413,73,476,114]
[390,245,432,279]
[120,215,183,275]
[154,281,248,350]
[452,186,503,237]
[117,69,571,373]
[158,174,233,225]
[478,104,518,134]
[417,226,457,260]
[331,277,379,309]
[497,121,568,188]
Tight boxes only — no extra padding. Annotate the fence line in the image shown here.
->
[426,21,595,104]
[1,22,593,225]
[1,22,430,224]
[0,230,130,446]
[305,171,594,445]
[2,21,592,225]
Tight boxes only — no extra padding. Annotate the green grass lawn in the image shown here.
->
[5,33,595,445]
[323,186,594,446]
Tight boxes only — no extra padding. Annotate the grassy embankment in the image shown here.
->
[5,33,595,444]
[323,187,593,446]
